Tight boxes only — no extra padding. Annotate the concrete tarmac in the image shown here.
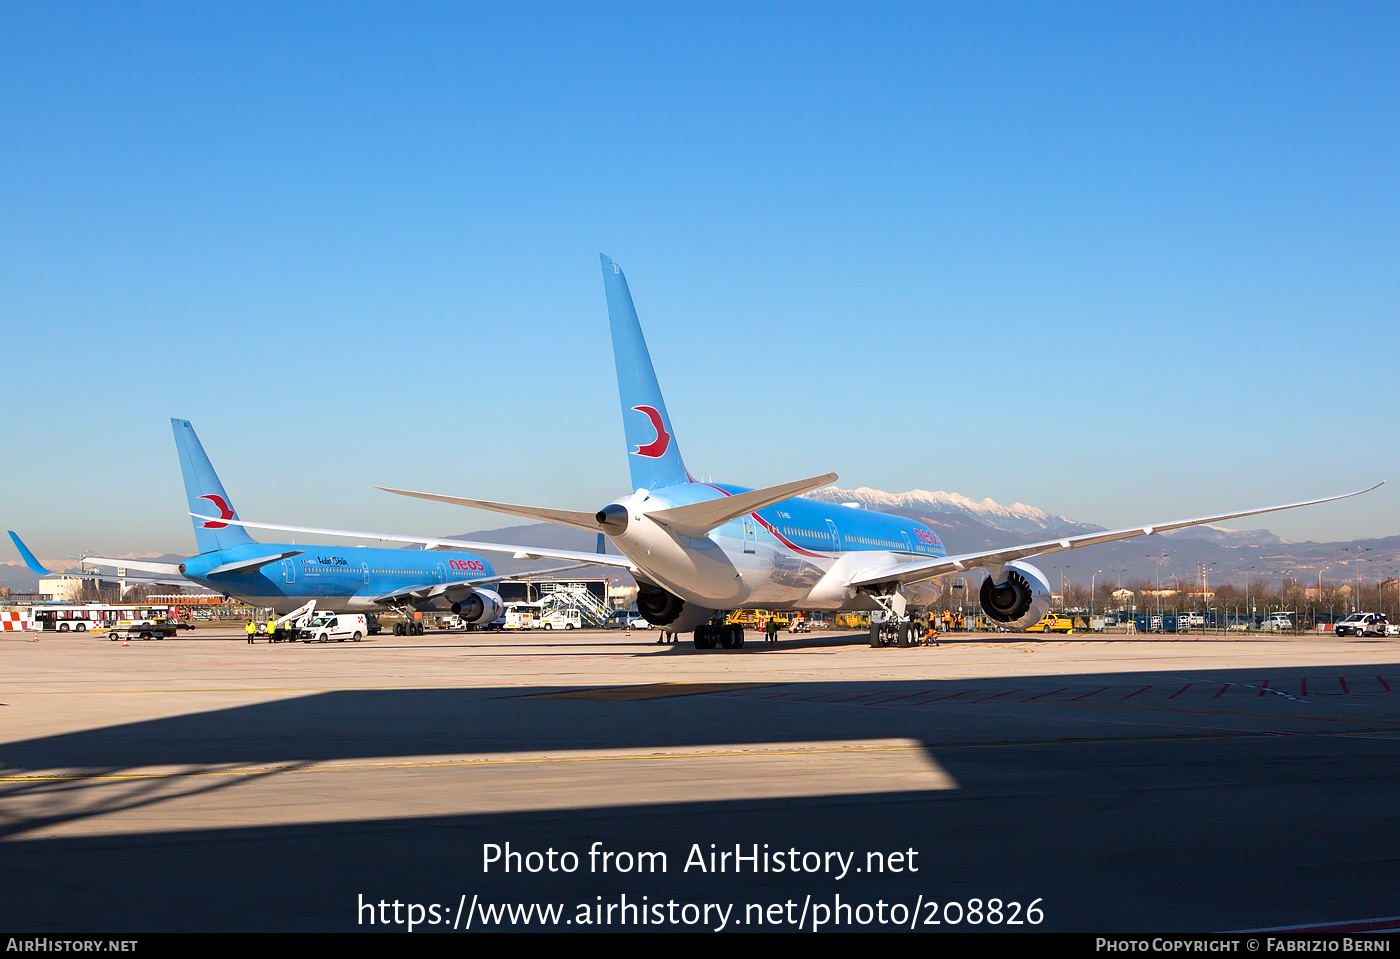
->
[3,626,1398,932]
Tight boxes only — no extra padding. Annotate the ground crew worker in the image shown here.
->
[765,617,779,643]
[246,620,256,643]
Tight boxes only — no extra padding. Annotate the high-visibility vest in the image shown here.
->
[246,622,255,635]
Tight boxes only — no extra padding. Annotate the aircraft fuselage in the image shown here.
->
[178,542,496,616]
[606,482,946,611]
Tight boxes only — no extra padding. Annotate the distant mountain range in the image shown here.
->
[3,487,1391,594]
[805,486,1075,535]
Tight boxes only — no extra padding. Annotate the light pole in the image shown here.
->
[1051,565,1072,610]
[1147,553,1171,621]
[1340,548,1372,612]
[1090,569,1102,620]
[1234,566,1256,629]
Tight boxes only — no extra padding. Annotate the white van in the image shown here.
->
[298,614,368,643]
[541,609,581,630]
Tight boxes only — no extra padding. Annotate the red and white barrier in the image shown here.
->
[1,611,29,631]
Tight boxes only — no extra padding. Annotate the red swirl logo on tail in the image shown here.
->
[631,406,671,458]
[198,494,235,529]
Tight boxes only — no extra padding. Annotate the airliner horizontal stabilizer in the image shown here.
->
[648,473,839,538]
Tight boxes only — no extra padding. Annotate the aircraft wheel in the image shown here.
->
[694,626,716,650]
[897,623,913,647]
[393,623,404,636]
[869,624,883,648]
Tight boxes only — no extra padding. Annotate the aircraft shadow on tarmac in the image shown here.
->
[2,662,1399,837]
[3,660,1400,931]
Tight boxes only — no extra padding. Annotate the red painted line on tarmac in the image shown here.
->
[1168,684,1192,699]
[795,692,841,702]
[970,688,1024,703]
[1339,676,1349,694]
[1022,687,1068,701]
[1258,679,1270,697]
[1300,678,1307,697]
[1214,684,1230,698]
[1120,686,1150,700]
[863,690,936,705]
[1379,675,1393,692]
[833,690,891,703]
[1071,686,1108,701]
[914,689,980,704]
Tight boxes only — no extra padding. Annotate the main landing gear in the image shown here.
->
[869,620,919,648]
[393,621,426,636]
[693,622,745,650]
[864,591,937,648]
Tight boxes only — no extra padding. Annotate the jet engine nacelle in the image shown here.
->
[636,584,686,627]
[451,589,504,625]
[978,561,1052,630]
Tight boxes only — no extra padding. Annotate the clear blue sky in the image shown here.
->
[2,1,1397,561]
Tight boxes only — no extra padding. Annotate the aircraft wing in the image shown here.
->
[375,488,602,532]
[74,569,191,588]
[73,556,185,575]
[847,483,1384,590]
[8,532,190,587]
[370,581,453,605]
[367,565,586,606]
[192,515,639,571]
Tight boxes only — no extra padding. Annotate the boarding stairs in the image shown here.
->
[538,582,613,627]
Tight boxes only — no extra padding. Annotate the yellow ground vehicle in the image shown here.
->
[725,609,789,630]
[1025,613,1075,634]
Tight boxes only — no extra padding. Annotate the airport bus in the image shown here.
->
[28,603,175,632]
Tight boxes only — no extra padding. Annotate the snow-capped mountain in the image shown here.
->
[807,486,1078,535]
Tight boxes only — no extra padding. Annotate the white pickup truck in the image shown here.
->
[298,614,368,643]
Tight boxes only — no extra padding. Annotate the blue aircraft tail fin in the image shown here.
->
[600,255,691,490]
[170,418,258,554]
